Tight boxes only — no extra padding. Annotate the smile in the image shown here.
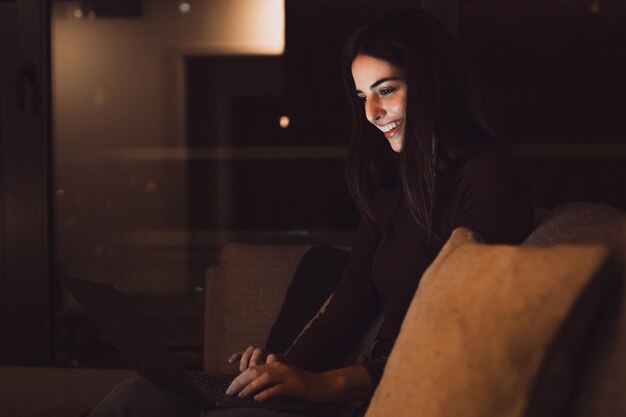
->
[380,119,404,139]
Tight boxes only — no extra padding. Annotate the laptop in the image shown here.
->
[58,275,351,416]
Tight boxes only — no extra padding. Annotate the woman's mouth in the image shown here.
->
[380,119,404,139]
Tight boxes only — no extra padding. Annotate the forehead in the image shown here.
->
[351,54,405,90]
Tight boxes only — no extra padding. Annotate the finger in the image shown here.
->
[249,347,264,367]
[267,354,289,366]
[228,352,242,364]
[254,383,289,402]
[226,366,260,396]
[240,346,255,372]
[237,372,272,398]
[266,355,285,367]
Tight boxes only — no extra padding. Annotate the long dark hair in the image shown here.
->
[343,9,497,235]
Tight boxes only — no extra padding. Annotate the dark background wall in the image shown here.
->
[461,0,626,210]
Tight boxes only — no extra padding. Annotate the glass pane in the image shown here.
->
[52,0,288,370]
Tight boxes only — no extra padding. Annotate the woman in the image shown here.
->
[89,9,533,417]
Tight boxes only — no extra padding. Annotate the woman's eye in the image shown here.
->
[358,95,367,102]
[380,87,395,96]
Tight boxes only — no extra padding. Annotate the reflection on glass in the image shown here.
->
[52,0,285,370]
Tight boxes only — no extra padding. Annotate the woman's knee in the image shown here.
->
[89,376,203,417]
[109,377,156,400]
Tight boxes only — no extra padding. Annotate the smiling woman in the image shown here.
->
[352,55,407,152]
[87,8,534,417]
[342,10,502,237]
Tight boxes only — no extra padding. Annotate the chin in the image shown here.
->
[389,137,404,153]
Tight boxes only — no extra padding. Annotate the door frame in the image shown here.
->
[0,0,52,365]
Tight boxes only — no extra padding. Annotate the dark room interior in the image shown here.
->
[1,0,625,416]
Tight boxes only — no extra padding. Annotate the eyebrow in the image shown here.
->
[355,77,402,94]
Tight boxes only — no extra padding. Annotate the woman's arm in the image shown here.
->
[285,217,382,372]
[323,364,374,401]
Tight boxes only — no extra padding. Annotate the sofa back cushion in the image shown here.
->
[365,227,619,417]
[523,203,626,416]
[203,244,311,373]
[524,202,625,247]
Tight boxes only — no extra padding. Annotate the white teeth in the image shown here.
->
[381,119,403,132]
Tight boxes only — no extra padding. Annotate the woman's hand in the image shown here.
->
[225,354,339,404]
[228,345,272,372]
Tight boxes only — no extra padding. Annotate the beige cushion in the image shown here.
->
[523,206,626,416]
[204,243,311,373]
[523,205,626,416]
[561,219,626,417]
[366,227,616,417]
[524,202,625,247]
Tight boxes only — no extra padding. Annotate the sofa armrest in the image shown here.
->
[203,243,312,373]
[0,366,136,417]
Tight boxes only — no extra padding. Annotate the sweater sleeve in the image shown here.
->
[359,359,386,387]
[285,217,382,375]
[457,150,534,244]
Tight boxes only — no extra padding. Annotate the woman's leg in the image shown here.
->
[88,377,206,417]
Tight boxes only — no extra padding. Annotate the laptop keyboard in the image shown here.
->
[187,372,251,403]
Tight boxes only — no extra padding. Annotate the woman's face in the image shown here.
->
[351,54,407,152]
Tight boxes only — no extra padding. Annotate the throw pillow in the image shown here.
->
[365,227,617,417]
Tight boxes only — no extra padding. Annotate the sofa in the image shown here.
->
[1,202,625,417]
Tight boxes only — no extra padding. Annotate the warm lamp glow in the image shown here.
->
[179,2,191,14]
[230,0,285,54]
[279,116,290,128]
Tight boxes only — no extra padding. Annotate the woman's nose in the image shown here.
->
[365,97,385,124]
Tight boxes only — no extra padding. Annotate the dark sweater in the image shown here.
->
[285,149,534,386]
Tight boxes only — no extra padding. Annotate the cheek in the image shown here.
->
[393,98,406,116]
